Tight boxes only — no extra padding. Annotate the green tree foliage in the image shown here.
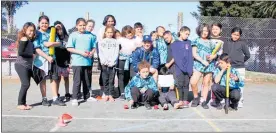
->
[1,1,28,33]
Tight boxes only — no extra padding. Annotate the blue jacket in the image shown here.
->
[170,40,193,77]
[156,37,167,65]
[124,74,158,101]
[213,67,244,89]
[131,47,160,73]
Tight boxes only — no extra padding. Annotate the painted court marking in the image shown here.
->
[3,114,276,121]
[193,108,222,132]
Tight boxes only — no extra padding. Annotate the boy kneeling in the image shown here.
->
[125,61,158,110]
[212,53,244,110]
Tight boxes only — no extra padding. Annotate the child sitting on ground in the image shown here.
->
[124,61,158,110]
[158,67,181,110]
[211,53,244,111]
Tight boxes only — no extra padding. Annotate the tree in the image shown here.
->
[1,1,28,33]
[253,1,276,18]
[191,1,258,18]
[1,12,7,33]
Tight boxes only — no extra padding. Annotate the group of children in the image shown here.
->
[14,14,250,111]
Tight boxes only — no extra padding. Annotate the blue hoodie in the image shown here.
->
[170,40,193,77]
[131,47,160,73]
[213,67,244,89]
[124,74,158,101]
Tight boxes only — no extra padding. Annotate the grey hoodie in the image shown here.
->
[98,38,120,67]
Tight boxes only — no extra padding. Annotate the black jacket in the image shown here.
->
[223,39,251,68]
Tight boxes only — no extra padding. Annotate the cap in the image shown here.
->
[143,35,152,42]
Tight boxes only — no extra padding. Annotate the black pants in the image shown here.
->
[117,60,130,95]
[97,58,103,86]
[130,63,136,79]
[72,66,92,100]
[175,72,190,101]
[131,87,154,103]
[15,63,32,105]
[211,84,241,104]
[101,65,116,96]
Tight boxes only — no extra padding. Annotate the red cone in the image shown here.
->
[124,104,129,109]
[62,113,72,123]
[154,105,159,110]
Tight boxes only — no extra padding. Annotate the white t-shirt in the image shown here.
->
[134,36,143,48]
[117,37,136,60]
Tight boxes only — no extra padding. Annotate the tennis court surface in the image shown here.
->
[2,78,276,132]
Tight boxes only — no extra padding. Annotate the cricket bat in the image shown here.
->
[49,26,56,56]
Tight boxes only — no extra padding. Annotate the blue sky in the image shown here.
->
[14,2,199,39]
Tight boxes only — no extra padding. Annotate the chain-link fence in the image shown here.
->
[2,17,276,76]
[1,33,100,76]
[199,16,276,74]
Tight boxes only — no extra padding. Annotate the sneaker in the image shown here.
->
[211,100,223,110]
[65,93,71,101]
[145,102,152,110]
[119,94,125,100]
[230,103,238,111]
[216,103,223,110]
[201,101,209,109]
[71,99,78,106]
[191,97,200,107]
[163,103,169,110]
[131,103,138,109]
[238,101,243,108]
[87,97,97,102]
[42,98,50,106]
[182,101,190,108]
[52,99,66,106]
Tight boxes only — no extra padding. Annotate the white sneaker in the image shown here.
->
[238,101,243,108]
[71,99,78,106]
[87,97,98,102]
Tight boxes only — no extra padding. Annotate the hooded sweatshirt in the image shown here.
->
[223,39,250,68]
[98,38,120,67]
[124,74,158,101]
[131,47,160,73]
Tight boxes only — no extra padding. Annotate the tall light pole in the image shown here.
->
[177,12,183,31]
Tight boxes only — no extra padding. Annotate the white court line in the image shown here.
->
[2,114,276,121]
[49,125,60,132]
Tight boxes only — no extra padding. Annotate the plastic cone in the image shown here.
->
[58,117,67,127]
[154,105,159,110]
[124,104,129,109]
[62,113,72,123]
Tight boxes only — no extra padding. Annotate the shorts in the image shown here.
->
[57,66,70,77]
[32,61,59,82]
[45,61,59,80]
